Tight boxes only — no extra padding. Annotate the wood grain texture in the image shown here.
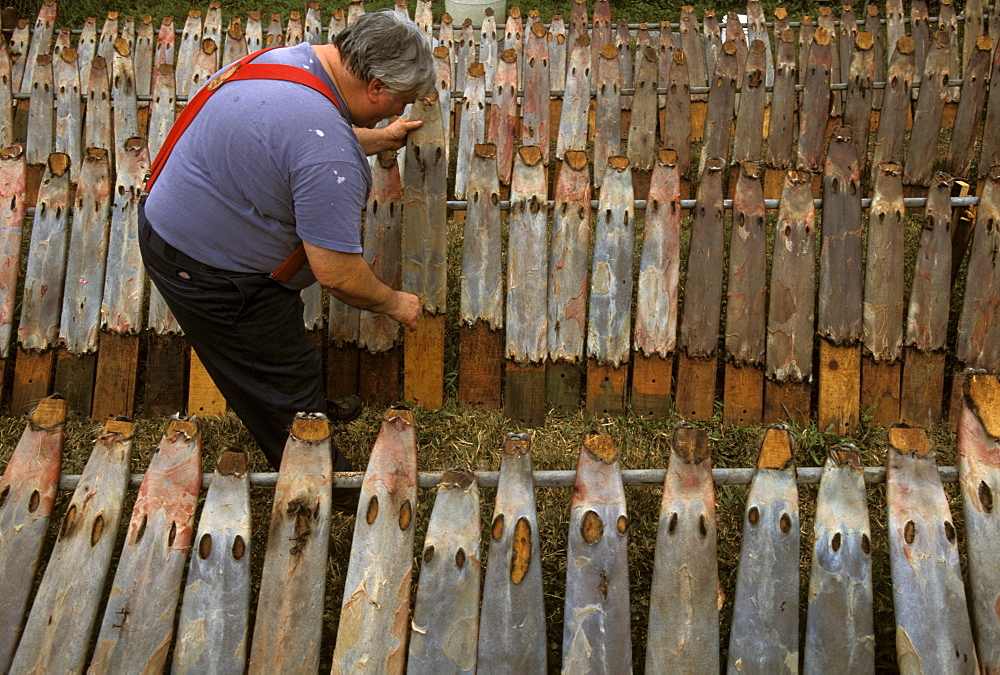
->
[327,344,360,400]
[10,349,55,416]
[359,348,400,409]
[675,354,717,421]
[546,359,582,411]
[404,312,445,409]
[861,356,901,427]
[91,332,139,420]
[631,352,673,418]
[143,334,188,416]
[459,321,502,409]
[187,348,226,417]
[900,346,945,427]
[724,362,764,426]
[505,360,546,426]
[818,340,861,435]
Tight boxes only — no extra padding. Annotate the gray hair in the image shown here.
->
[334,11,435,96]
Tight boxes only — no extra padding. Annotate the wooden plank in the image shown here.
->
[763,380,811,427]
[331,410,416,675]
[9,349,55,416]
[804,447,874,671]
[675,354,716,420]
[522,22,550,163]
[956,373,1000,671]
[407,470,481,672]
[766,29,796,176]
[981,45,1000,174]
[886,427,977,671]
[900,346,946,428]
[0,396,65,672]
[90,417,202,673]
[645,427,718,671]
[661,49,692,176]
[584,359,628,419]
[861,357,901,427]
[728,428,799,670]
[359,348,400,408]
[251,415,333,673]
[903,31,951,187]
[11,419,132,674]
[556,35,591,161]
[732,40,767,165]
[724,362,764,426]
[626,45,658,172]
[459,322,502,409]
[404,313,445,409]
[678,5,707,99]
[187,347,225,417]
[945,36,992,179]
[505,360,546,426]
[593,44,621,188]
[724,161,766,426]
[562,434,630,672]
[143,333,188,416]
[53,350,97,420]
[699,40,736,173]
[478,434,546,670]
[546,360,581,411]
[797,27,832,172]
[631,353,673,418]
[817,340,861,435]
[91,332,139,420]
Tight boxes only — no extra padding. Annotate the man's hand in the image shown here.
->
[386,291,421,330]
[354,118,423,155]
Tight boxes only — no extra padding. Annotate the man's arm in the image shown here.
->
[303,241,421,329]
[354,118,423,155]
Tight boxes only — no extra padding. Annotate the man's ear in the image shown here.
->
[367,78,386,103]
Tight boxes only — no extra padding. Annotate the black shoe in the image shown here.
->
[331,440,361,515]
[327,395,362,423]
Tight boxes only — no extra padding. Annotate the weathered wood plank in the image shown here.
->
[90,417,201,673]
[886,427,978,671]
[765,30,796,175]
[0,145,28,359]
[956,374,1000,671]
[728,427,799,672]
[557,35,590,161]
[904,32,951,187]
[173,448,251,674]
[732,40,766,166]
[956,166,1000,374]
[11,418,131,672]
[249,414,333,673]
[54,50,82,173]
[0,397,65,672]
[945,36,992,179]
[627,46,658,172]
[724,162,766,425]
[646,426,719,672]
[843,32,875,173]
[981,48,1000,174]
[478,435,546,672]
[25,54,53,167]
[562,434,631,672]
[487,48,518,186]
[175,10,203,100]
[700,41,737,173]
[408,470,481,673]
[522,22,550,164]
[797,28,832,172]
[804,446,874,671]
[332,410,416,674]
[872,36,914,169]
[661,49,692,177]
[593,44,621,188]
[766,171,816,422]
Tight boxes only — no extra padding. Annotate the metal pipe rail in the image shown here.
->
[28,8,996,36]
[6,77,969,103]
[21,197,982,219]
[56,465,959,491]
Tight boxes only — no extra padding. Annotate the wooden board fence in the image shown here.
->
[0,0,997,437]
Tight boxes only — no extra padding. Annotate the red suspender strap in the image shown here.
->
[145,47,346,283]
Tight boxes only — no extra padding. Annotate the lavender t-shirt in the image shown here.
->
[144,43,370,289]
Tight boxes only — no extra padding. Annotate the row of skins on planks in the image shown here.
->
[1,375,999,672]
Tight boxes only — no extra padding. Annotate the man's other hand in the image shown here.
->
[354,118,423,155]
[388,291,421,330]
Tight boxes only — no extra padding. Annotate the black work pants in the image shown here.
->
[139,202,342,470]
